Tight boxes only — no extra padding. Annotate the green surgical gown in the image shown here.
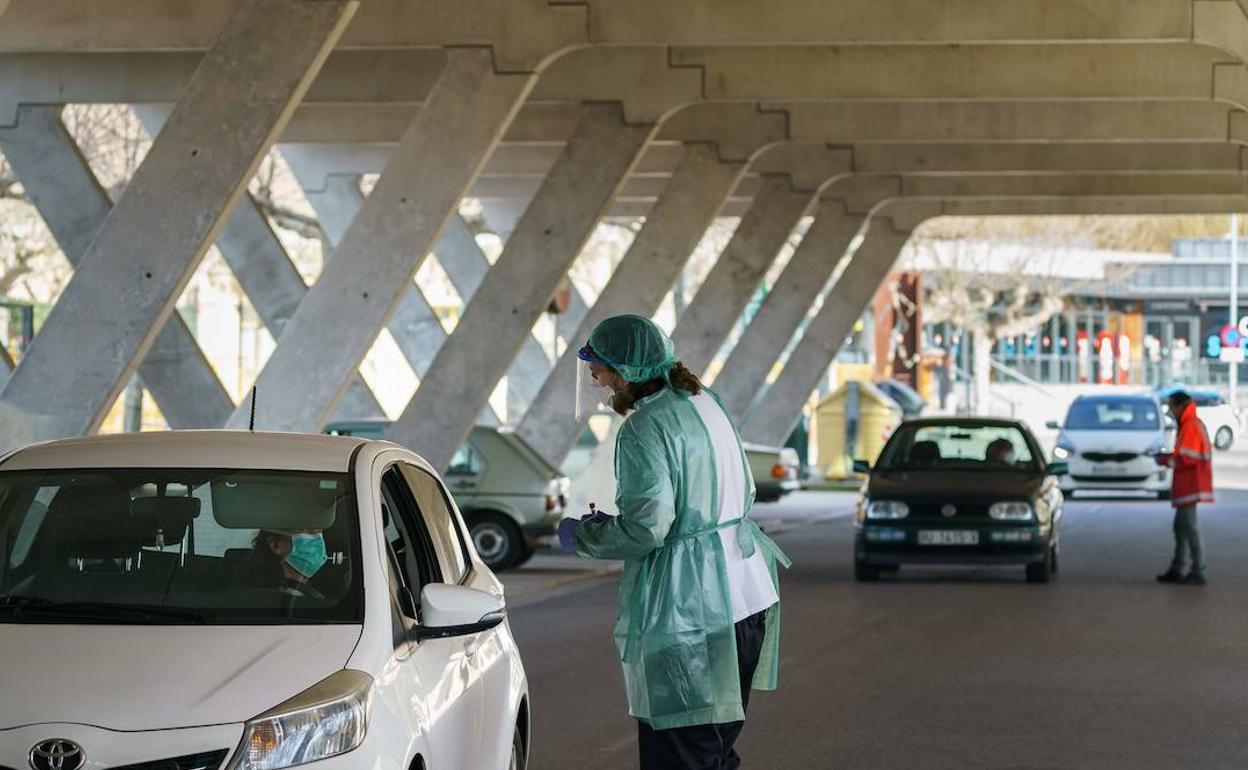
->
[575,388,791,730]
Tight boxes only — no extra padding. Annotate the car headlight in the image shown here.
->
[1053,437,1075,460]
[989,502,1034,521]
[866,500,910,519]
[231,670,373,770]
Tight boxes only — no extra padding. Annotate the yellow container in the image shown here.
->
[815,380,902,479]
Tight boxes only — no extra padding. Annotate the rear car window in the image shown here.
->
[0,469,362,625]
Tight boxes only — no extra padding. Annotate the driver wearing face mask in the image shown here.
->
[237,529,328,599]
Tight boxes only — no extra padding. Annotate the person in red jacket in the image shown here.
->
[1155,391,1214,585]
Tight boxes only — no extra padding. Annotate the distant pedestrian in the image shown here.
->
[1154,391,1214,585]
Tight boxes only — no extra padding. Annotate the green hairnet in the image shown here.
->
[583,314,678,383]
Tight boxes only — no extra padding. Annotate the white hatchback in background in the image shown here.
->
[1048,394,1172,499]
[1190,392,1240,451]
[0,432,530,770]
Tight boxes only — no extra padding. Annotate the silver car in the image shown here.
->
[1048,394,1172,499]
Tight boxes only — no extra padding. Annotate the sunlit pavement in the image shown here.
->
[507,487,1248,769]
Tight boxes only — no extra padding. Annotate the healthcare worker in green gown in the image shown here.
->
[560,314,791,770]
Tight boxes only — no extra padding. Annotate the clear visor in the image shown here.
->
[576,358,615,421]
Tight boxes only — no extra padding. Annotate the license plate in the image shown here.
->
[1092,464,1128,476]
[918,530,979,546]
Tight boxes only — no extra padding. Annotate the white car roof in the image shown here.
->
[0,431,378,474]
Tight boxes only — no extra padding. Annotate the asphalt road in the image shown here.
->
[507,488,1248,769]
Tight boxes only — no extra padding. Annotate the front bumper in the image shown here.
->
[856,526,1050,565]
[1059,454,1170,493]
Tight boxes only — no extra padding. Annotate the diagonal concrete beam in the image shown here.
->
[0,106,235,429]
[741,209,932,446]
[671,174,824,377]
[0,0,359,446]
[131,105,386,421]
[226,49,536,432]
[514,144,749,466]
[388,104,657,471]
[713,194,873,423]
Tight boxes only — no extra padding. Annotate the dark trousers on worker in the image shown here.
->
[1170,504,1206,576]
[637,609,768,770]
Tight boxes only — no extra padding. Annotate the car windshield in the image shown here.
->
[0,468,361,625]
[876,423,1038,471]
[1065,399,1160,431]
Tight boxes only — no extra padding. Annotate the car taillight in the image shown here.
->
[545,494,556,512]
[771,464,787,479]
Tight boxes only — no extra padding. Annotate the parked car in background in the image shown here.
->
[875,378,927,419]
[326,421,566,571]
[1046,393,1172,499]
[1155,386,1240,450]
[0,431,529,770]
[852,417,1065,583]
[744,444,802,503]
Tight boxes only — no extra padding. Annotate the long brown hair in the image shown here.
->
[609,361,703,415]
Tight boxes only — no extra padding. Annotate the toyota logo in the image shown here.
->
[941,504,957,518]
[28,739,84,770]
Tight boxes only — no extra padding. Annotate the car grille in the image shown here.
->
[906,502,992,520]
[115,750,230,770]
[1080,451,1142,463]
[3,750,227,770]
[1071,474,1150,483]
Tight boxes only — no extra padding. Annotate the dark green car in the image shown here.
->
[852,418,1066,584]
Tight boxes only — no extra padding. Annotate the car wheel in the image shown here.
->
[1026,551,1053,584]
[1158,489,1171,501]
[854,558,880,582]
[510,542,536,569]
[1061,489,1073,501]
[1048,544,1059,575]
[509,722,527,770]
[469,511,523,571]
[1215,426,1234,451]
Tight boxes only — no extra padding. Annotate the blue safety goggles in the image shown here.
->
[576,346,614,367]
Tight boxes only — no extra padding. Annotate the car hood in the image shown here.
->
[1062,429,1161,453]
[0,624,362,731]
[868,470,1043,500]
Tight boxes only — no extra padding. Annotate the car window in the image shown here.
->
[0,469,362,625]
[877,424,1037,471]
[399,464,470,583]
[379,467,442,616]
[1065,399,1160,431]
[446,443,484,477]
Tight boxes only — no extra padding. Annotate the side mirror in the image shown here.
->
[852,459,871,474]
[411,584,506,641]
[1045,421,1060,430]
[1046,462,1069,477]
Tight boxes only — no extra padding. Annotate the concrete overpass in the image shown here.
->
[1,0,1247,471]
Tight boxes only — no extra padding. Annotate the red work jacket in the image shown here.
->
[1168,401,1214,508]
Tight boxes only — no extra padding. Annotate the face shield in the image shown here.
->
[576,346,616,421]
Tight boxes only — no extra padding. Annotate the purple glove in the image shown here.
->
[558,511,612,551]
[557,517,581,551]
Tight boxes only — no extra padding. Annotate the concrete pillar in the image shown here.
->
[228,49,533,431]
[133,105,385,421]
[741,220,915,447]
[0,0,358,445]
[672,176,813,377]
[389,103,656,470]
[515,144,746,466]
[714,197,869,422]
[0,105,234,428]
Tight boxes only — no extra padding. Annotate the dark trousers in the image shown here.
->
[1170,504,1206,576]
[637,609,768,770]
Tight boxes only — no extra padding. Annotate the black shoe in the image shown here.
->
[1156,570,1183,583]
[1181,572,1207,586]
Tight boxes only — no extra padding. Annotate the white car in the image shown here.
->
[1048,394,1172,499]
[1184,390,1240,451]
[0,431,529,770]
